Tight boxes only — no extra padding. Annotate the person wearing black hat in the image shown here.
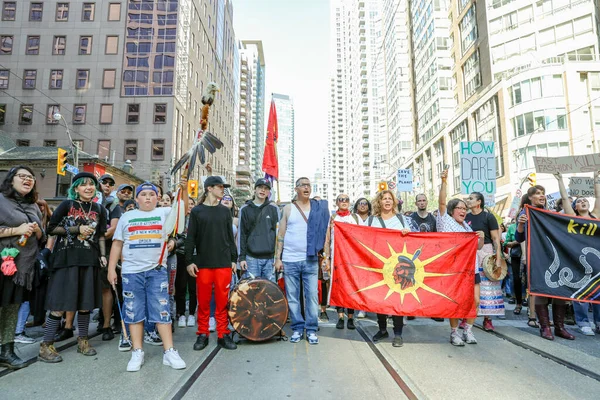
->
[39,172,108,363]
[238,179,279,282]
[185,176,238,351]
[98,174,115,207]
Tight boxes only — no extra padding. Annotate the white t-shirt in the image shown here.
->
[114,207,171,273]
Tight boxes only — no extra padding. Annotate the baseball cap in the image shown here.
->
[135,181,159,197]
[118,183,135,192]
[254,178,272,190]
[99,174,115,184]
[204,176,231,189]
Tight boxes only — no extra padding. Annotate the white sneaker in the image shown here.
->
[580,326,595,336]
[450,331,465,346]
[209,317,216,332]
[178,315,186,328]
[187,315,195,327]
[357,311,366,318]
[163,348,186,369]
[127,349,144,372]
[462,329,478,344]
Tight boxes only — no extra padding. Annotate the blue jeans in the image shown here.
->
[283,259,319,334]
[574,301,600,328]
[15,301,30,334]
[122,267,171,325]
[245,256,275,282]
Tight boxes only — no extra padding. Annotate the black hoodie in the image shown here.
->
[238,200,280,261]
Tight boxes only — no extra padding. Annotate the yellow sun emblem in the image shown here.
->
[352,241,457,304]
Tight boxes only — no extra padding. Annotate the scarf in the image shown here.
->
[336,210,351,217]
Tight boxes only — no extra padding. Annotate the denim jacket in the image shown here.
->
[306,199,330,261]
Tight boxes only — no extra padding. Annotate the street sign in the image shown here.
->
[65,163,79,174]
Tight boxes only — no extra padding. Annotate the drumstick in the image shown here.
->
[112,283,129,342]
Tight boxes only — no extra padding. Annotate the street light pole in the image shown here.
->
[53,112,78,171]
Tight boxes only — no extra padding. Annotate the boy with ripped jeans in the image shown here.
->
[108,181,188,372]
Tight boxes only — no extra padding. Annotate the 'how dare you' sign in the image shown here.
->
[460,141,497,206]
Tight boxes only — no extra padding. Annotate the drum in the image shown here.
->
[228,278,289,341]
[482,254,508,282]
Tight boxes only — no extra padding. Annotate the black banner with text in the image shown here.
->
[526,206,600,304]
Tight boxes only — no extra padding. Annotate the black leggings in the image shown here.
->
[377,314,404,336]
[320,280,329,307]
[511,256,523,305]
[175,253,197,317]
[336,307,355,315]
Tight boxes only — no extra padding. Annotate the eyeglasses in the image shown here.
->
[101,180,115,187]
[15,173,35,182]
[454,206,467,211]
[358,201,368,206]
[296,183,311,188]
[222,196,233,201]
[337,197,349,203]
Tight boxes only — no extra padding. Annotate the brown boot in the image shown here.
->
[38,342,63,363]
[535,304,554,340]
[77,337,97,356]
[553,304,575,340]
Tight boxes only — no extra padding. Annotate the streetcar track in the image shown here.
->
[474,323,600,383]
[169,346,221,400]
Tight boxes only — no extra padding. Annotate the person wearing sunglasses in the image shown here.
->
[353,198,372,225]
[323,194,359,329]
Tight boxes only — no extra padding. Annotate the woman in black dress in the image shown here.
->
[38,172,107,363]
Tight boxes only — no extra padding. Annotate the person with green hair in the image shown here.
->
[39,172,108,363]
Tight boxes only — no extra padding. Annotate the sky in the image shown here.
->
[232,0,330,180]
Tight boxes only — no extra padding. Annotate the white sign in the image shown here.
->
[534,153,600,174]
[460,141,496,205]
[396,169,413,192]
[545,192,561,211]
[568,177,595,197]
[507,196,521,219]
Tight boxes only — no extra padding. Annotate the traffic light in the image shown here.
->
[57,148,68,176]
[378,181,388,192]
[527,172,537,186]
[188,179,198,198]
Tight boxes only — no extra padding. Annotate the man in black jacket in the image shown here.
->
[238,179,279,282]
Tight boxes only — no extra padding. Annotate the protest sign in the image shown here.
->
[568,177,595,197]
[533,153,600,174]
[460,141,496,205]
[545,192,561,211]
[397,169,413,192]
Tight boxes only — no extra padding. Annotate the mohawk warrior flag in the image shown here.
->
[330,222,478,318]
[262,100,279,182]
[526,206,600,304]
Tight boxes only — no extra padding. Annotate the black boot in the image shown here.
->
[0,342,27,369]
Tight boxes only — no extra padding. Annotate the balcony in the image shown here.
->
[362,122,368,129]
[363,170,369,176]
[239,151,246,160]
[362,141,369,148]
[236,175,252,189]
[362,131,368,138]
[239,142,246,149]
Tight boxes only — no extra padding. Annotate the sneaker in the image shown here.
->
[347,318,356,330]
[217,335,237,350]
[14,332,36,344]
[357,311,366,318]
[580,326,595,336]
[483,318,495,332]
[307,332,319,345]
[127,349,144,372]
[372,331,389,342]
[194,334,209,351]
[450,331,465,346]
[118,334,132,352]
[178,315,186,328]
[463,329,478,344]
[458,319,467,330]
[319,312,329,322]
[144,330,163,346]
[101,327,115,341]
[336,318,344,329]
[187,315,196,327]
[290,331,303,343]
[209,317,216,332]
[163,348,187,369]
[392,336,404,347]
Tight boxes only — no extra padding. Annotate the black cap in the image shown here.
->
[72,172,98,186]
[254,178,271,189]
[99,173,115,183]
[203,176,231,189]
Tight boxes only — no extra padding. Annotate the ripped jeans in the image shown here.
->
[122,266,172,325]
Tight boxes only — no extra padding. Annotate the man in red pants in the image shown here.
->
[185,176,238,350]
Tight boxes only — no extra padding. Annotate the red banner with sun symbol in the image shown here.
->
[330,222,479,318]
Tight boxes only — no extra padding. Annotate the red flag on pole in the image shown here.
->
[330,222,478,318]
[262,100,279,180]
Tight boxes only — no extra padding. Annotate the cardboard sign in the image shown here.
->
[568,177,595,197]
[534,153,600,174]
[397,169,413,192]
[460,141,496,205]
[545,192,561,211]
[507,196,521,219]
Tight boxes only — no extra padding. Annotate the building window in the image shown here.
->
[73,139,83,151]
[97,140,110,159]
[23,70,37,89]
[79,36,92,55]
[108,3,121,21]
[30,2,43,21]
[0,104,6,124]
[152,139,165,160]
[19,104,33,125]
[55,2,69,21]
[0,35,13,54]
[463,50,481,99]
[26,35,40,55]
[82,3,95,21]
[76,69,89,89]
[153,104,166,123]
[126,104,140,123]
[17,140,30,147]
[124,139,137,161]
[105,36,118,54]
[0,69,8,89]
[103,69,116,88]
[459,5,478,55]
[49,69,63,89]
[53,36,66,55]
[100,104,113,124]
[46,105,60,124]
[44,140,57,147]
[2,1,15,21]
[73,104,87,124]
